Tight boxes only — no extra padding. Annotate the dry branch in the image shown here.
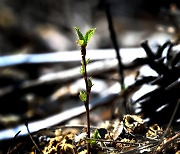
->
[0,83,119,141]
[0,48,146,67]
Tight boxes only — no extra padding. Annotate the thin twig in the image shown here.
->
[7,131,21,154]
[158,132,180,151]
[153,99,180,153]
[86,137,145,146]
[25,122,42,154]
[104,0,124,89]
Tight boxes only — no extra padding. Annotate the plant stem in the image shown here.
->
[81,46,91,154]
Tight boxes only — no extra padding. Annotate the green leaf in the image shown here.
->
[80,65,85,74]
[77,39,85,46]
[88,77,94,88]
[93,129,99,139]
[84,28,96,44]
[90,129,99,147]
[121,83,126,91]
[86,58,90,65]
[79,90,87,102]
[89,139,96,147]
[74,27,84,40]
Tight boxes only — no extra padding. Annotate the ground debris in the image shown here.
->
[43,131,75,154]
[26,114,180,154]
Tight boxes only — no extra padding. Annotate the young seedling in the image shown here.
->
[74,26,96,153]
[89,129,100,147]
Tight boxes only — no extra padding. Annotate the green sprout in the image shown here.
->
[89,129,100,147]
[79,90,87,102]
[74,26,96,154]
[74,27,96,47]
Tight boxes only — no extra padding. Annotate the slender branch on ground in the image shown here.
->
[25,122,42,153]
[153,99,180,153]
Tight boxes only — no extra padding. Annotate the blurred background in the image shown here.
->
[0,0,180,149]
[0,0,180,53]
